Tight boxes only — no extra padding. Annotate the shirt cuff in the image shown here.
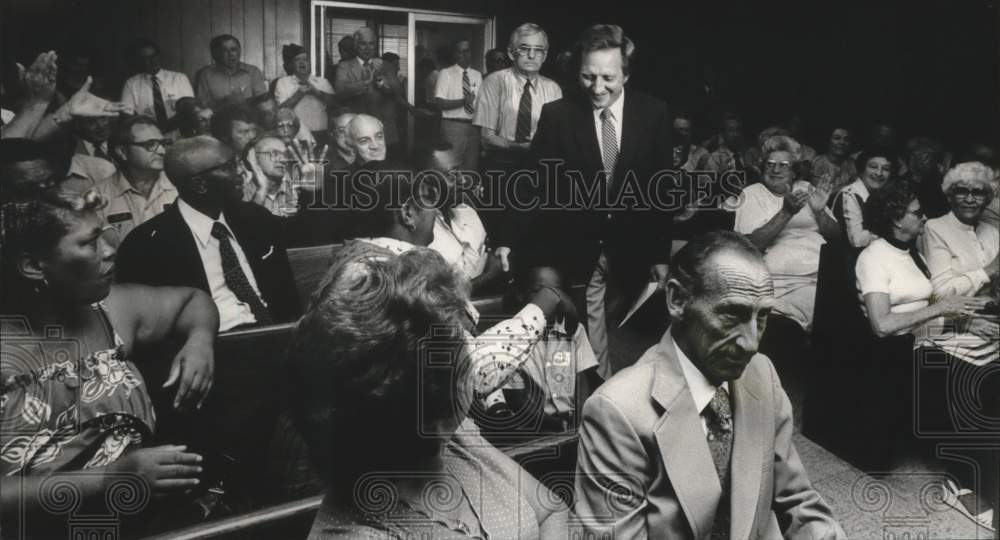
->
[968,269,990,292]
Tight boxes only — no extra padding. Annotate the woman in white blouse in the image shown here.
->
[831,147,897,251]
[856,180,997,530]
[919,161,999,298]
[735,135,839,332]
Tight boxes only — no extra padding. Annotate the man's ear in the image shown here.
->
[17,252,46,284]
[665,278,689,320]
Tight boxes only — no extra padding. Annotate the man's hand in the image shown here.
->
[650,264,669,290]
[22,51,58,103]
[61,77,130,118]
[163,337,214,411]
[109,445,202,496]
[495,246,512,272]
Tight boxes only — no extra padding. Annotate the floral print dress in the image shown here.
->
[1,303,156,476]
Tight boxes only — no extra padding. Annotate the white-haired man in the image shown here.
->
[334,27,389,117]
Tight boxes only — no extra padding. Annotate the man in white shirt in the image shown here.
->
[97,116,177,239]
[69,115,117,184]
[274,44,335,140]
[120,38,195,137]
[433,39,483,172]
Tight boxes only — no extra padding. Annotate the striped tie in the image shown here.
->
[600,108,619,182]
[515,80,532,143]
[462,69,475,115]
[151,75,169,129]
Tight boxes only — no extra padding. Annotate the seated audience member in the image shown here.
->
[745,125,790,168]
[575,231,845,539]
[210,104,259,189]
[115,136,300,330]
[672,110,709,172]
[69,115,118,183]
[831,146,897,251]
[423,141,501,293]
[194,35,267,108]
[346,113,387,164]
[274,44,335,143]
[96,115,177,238]
[289,248,570,538]
[703,112,755,179]
[903,136,950,219]
[920,161,998,297]
[274,106,316,152]
[853,120,898,160]
[961,142,999,230]
[120,38,195,135]
[293,109,356,246]
[736,135,838,344]
[811,127,856,191]
[484,47,511,75]
[857,180,997,529]
[479,265,599,435]
[175,96,214,138]
[0,184,217,537]
[0,138,73,196]
[243,134,299,218]
[56,44,107,100]
[326,108,356,170]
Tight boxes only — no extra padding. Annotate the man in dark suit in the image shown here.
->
[116,136,300,331]
[523,24,673,378]
[574,231,845,539]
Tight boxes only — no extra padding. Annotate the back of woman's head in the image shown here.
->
[863,179,915,238]
[1,185,105,308]
[287,247,467,496]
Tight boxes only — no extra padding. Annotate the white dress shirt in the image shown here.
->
[120,69,194,122]
[671,331,730,436]
[177,199,266,331]
[435,64,483,120]
[592,88,625,159]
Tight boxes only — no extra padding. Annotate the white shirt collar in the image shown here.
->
[358,236,417,255]
[149,69,163,82]
[944,210,976,232]
[177,198,232,249]
[593,88,626,121]
[845,177,870,200]
[669,329,729,415]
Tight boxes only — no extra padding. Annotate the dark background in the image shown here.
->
[3,0,998,151]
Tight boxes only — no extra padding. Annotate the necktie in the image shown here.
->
[515,80,533,143]
[93,143,112,162]
[462,69,475,115]
[210,222,273,325]
[151,75,168,128]
[600,108,619,182]
[705,387,733,540]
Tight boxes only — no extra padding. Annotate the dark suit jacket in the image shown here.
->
[116,202,301,324]
[575,331,845,540]
[523,90,674,288]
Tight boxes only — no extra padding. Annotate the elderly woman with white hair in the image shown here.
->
[736,135,839,332]
[919,161,999,298]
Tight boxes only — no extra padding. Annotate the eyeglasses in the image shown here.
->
[193,158,240,178]
[951,187,990,200]
[257,150,288,161]
[764,160,792,172]
[130,138,173,153]
[515,45,547,57]
[276,121,297,130]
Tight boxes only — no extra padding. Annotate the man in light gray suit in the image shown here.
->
[575,231,845,539]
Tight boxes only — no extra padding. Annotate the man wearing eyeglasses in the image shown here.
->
[117,135,300,331]
[95,115,177,239]
[473,22,562,269]
[120,38,194,137]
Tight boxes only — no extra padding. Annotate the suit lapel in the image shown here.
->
[729,361,767,540]
[650,334,723,540]
[614,91,641,182]
[573,96,603,176]
[165,205,210,291]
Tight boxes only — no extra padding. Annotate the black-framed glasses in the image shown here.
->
[193,158,240,178]
[257,149,289,161]
[951,186,990,200]
[130,138,173,153]
[764,160,792,172]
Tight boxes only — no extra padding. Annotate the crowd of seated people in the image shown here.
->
[1,17,998,539]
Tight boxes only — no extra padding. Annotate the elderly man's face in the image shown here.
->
[355,30,376,61]
[77,116,112,144]
[216,39,241,69]
[947,179,992,225]
[191,144,244,205]
[670,251,774,385]
[579,48,629,110]
[673,118,692,144]
[125,123,168,172]
[229,120,258,153]
[349,116,386,163]
[331,114,356,156]
[454,41,472,69]
[510,32,547,76]
[255,138,288,180]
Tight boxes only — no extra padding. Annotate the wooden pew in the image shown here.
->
[287,243,338,308]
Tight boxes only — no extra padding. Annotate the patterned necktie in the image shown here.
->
[705,387,733,540]
[515,80,533,143]
[210,222,273,325]
[600,108,619,182]
[92,143,112,162]
[151,75,168,128]
[462,69,475,115]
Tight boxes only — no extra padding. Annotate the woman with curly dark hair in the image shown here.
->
[856,180,998,531]
[290,248,570,538]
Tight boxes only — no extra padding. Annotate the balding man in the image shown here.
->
[334,27,388,116]
[116,136,300,331]
[575,231,844,539]
[347,114,387,164]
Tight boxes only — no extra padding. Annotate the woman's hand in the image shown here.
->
[809,174,835,213]
[965,316,999,341]
[163,336,214,411]
[109,445,202,496]
[782,190,808,215]
[933,295,988,318]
